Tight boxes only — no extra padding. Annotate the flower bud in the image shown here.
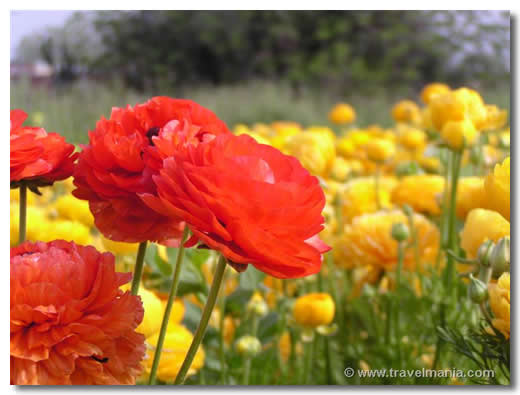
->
[235,335,262,358]
[391,223,410,242]
[468,274,488,304]
[477,239,494,267]
[401,204,414,217]
[247,297,269,318]
[490,236,510,278]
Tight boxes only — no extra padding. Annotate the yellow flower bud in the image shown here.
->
[329,103,356,125]
[429,87,487,131]
[292,293,335,328]
[235,335,262,358]
[392,100,421,125]
[365,139,396,162]
[420,82,451,105]
[441,119,478,150]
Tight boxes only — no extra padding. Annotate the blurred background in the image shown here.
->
[10,10,510,144]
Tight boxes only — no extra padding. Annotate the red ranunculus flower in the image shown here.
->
[10,240,145,385]
[141,134,330,279]
[73,97,230,243]
[10,110,78,187]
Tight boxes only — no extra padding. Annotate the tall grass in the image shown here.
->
[10,79,510,144]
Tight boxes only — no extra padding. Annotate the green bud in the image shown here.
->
[395,161,424,177]
[391,223,410,242]
[361,283,376,298]
[490,236,510,278]
[402,204,414,217]
[499,135,510,149]
[477,239,494,267]
[247,298,268,317]
[468,274,488,304]
[235,335,262,358]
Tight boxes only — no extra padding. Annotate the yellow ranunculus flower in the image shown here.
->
[293,293,335,328]
[143,324,205,383]
[482,105,508,131]
[236,130,271,145]
[441,119,478,150]
[420,82,451,105]
[391,174,445,216]
[397,126,427,151]
[40,219,91,245]
[252,123,273,138]
[320,203,338,245]
[284,131,336,176]
[270,126,301,150]
[488,272,510,339]
[53,194,95,228]
[484,157,510,221]
[339,177,397,223]
[135,287,166,338]
[334,210,439,271]
[336,137,358,158]
[364,139,396,162]
[101,235,139,255]
[418,155,441,173]
[329,103,356,125]
[429,87,487,131]
[329,156,352,181]
[391,100,421,125]
[460,208,510,258]
[233,124,251,135]
[455,177,487,219]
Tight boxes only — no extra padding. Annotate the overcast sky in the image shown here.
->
[10,10,75,59]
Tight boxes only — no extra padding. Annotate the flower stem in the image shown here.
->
[148,227,190,385]
[174,254,227,384]
[395,241,404,369]
[130,241,148,295]
[242,314,259,385]
[18,183,27,244]
[302,336,315,384]
[445,150,462,299]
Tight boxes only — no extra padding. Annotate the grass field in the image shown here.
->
[10,79,510,144]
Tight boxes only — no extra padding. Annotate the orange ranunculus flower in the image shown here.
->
[10,110,77,187]
[10,240,145,385]
[73,97,230,243]
[142,133,330,279]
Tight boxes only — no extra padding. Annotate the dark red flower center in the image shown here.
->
[146,127,160,146]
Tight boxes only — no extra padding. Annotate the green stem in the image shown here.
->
[148,227,190,385]
[174,254,227,384]
[445,150,462,299]
[395,242,404,369]
[130,241,148,295]
[18,183,27,244]
[302,337,315,384]
[242,314,259,385]
[218,270,228,385]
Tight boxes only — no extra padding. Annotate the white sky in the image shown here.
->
[10,10,75,59]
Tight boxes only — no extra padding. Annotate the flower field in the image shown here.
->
[10,83,510,385]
